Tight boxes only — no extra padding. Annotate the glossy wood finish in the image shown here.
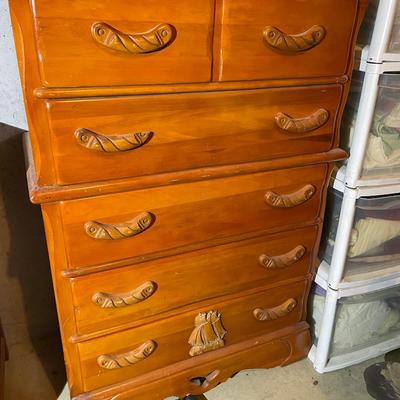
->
[71,225,318,336]
[78,281,307,392]
[46,85,341,185]
[60,164,327,269]
[10,0,367,398]
[31,0,214,87]
[214,0,365,81]
[74,323,310,400]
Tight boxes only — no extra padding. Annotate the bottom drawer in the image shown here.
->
[78,280,308,391]
[79,323,310,400]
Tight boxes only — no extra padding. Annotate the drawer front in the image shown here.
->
[31,0,214,87]
[215,0,360,81]
[60,164,328,269]
[72,225,319,335]
[78,280,308,391]
[46,86,342,185]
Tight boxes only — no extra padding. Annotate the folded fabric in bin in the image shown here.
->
[364,103,400,171]
[349,217,400,258]
[311,292,400,352]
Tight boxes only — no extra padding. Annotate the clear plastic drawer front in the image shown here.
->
[310,284,400,356]
[320,188,400,282]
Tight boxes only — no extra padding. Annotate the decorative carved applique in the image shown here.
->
[263,25,326,52]
[264,184,316,208]
[75,128,153,152]
[275,109,329,133]
[92,281,157,308]
[259,245,306,269]
[84,212,154,240]
[91,22,175,54]
[97,340,157,370]
[188,311,227,357]
[253,298,297,321]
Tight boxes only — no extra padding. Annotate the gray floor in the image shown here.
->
[53,356,380,400]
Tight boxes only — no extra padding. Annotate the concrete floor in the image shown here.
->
[50,355,380,400]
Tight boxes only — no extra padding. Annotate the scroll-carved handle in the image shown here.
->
[91,22,175,54]
[275,109,329,133]
[97,340,156,369]
[259,245,306,269]
[263,25,326,52]
[75,128,153,153]
[265,184,315,208]
[253,298,297,321]
[92,281,157,308]
[84,212,154,240]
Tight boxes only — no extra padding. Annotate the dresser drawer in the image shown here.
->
[59,164,327,269]
[46,85,341,185]
[77,280,308,391]
[71,225,318,335]
[215,0,361,81]
[31,0,214,87]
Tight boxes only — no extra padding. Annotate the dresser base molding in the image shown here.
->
[74,323,310,400]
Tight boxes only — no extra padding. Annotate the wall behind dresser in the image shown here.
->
[0,1,66,398]
[0,0,26,129]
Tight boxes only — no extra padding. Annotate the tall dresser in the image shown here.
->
[10,1,367,399]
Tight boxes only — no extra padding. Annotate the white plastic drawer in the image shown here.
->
[320,188,400,282]
[310,284,400,357]
[357,0,400,56]
[342,71,400,180]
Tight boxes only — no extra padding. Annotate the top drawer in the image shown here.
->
[215,0,361,81]
[31,0,214,87]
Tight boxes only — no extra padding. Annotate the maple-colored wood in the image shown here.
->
[59,164,327,269]
[45,85,341,185]
[27,147,347,204]
[10,0,368,398]
[34,76,347,100]
[77,280,308,392]
[74,323,310,400]
[70,225,318,337]
[213,0,367,81]
[30,0,214,87]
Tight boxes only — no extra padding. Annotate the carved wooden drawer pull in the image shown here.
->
[265,184,315,208]
[259,245,306,269]
[189,311,227,357]
[263,25,326,52]
[275,109,329,133]
[190,370,221,389]
[75,128,153,153]
[97,340,156,370]
[253,298,297,321]
[92,22,175,54]
[84,212,154,240]
[92,281,157,308]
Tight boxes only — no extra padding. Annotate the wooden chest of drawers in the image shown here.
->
[10,1,367,399]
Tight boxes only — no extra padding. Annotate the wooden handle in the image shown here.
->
[84,212,154,240]
[275,109,329,133]
[265,184,315,208]
[91,22,175,54]
[190,370,221,389]
[263,25,326,52]
[92,281,157,308]
[97,340,156,369]
[75,128,153,152]
[259,245,306,269]
[253,298,297,321]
